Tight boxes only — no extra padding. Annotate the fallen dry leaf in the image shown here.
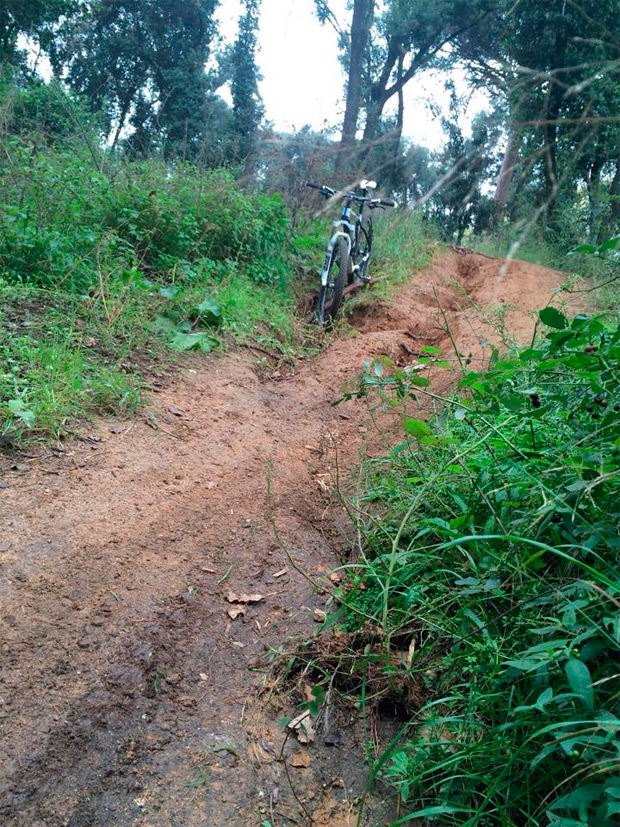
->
[227,591,265,604]
[199,673,208,681]
[227,606,246,620]
[167,405,188,418]
[287,712,316,744]
[313,608,326,623]
[329,572,341,583]
[290,751,310,768]
[250,740,274,765]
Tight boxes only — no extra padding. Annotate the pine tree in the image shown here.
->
[231,0,264,166]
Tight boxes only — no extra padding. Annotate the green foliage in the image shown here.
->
[0,85,299,440]
[359,207,433,290]
[0,300,142,439]
[0,0,77,67]
[0,78,98,146]
[329,308,620,824]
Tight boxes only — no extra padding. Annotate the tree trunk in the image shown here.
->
[602,154,620,240]
[494,132,518,207]
[542,25,568,226]
[609,155,620,223]
[336,0,374,175]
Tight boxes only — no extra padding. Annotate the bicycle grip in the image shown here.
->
[305,181,321,190]
[379,197,397,207]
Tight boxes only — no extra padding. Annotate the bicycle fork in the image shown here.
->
[321,231,350,286]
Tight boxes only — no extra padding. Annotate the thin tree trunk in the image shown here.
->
[600,154,620,240]
[111,89,137,149]
[336,0,374,175]
[609,155,620,225]
[542,26,567,225]
[494,132,518,207]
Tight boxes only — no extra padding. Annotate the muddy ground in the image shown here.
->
[0,250,580,826]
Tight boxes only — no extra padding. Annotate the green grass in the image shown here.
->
[346,209,435,311]
[291,303,620,826]
[0,92,305,442]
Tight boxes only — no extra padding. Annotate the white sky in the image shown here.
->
[217,0,491,149]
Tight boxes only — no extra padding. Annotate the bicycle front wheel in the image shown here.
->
[316,236,349,325]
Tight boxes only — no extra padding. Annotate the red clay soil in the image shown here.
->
[0,250,583,827]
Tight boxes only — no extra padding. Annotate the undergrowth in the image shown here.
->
[0,85,301,441]
[289,296,620,825]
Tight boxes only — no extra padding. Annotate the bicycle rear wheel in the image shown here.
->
[316,236,349,325]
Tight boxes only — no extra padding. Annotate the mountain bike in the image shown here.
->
[306,179,397,325]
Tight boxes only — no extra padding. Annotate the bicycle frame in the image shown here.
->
[320,198,366,287]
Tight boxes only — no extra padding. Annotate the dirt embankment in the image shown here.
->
[0,250,580,826]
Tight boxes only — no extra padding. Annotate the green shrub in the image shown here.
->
[0,84,299,440]
[327,308,620,825]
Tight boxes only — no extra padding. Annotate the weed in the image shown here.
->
[305,304,620,825]
[0,85,303,442]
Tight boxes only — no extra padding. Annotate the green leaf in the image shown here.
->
[159,285,181,299]
[404,418,432,440]
[504,658,541,672]
[195,297,222,326]
[539,307,568,330]
[8,399,35,428]
[570,243,597,255]
[565,659,595,712]
[170,331,207,352]
[535,687,554,710]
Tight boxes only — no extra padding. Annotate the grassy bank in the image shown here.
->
[292,297,620,824]
[0,82,434,443]
[0,107,300,441]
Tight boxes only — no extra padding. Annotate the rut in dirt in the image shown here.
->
[0,250,578,827]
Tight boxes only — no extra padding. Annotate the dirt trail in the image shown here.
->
[0,250,580,827]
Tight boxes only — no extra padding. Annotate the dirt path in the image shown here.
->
[0,250,581,827]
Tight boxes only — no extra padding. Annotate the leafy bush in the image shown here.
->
[327,308,620,825]
[0,84,298,440]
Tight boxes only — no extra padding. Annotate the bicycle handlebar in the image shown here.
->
[375,197,397,208]
[305,181,397,208]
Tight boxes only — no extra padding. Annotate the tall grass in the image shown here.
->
[307,306,620,825]
[0,85,302,441]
